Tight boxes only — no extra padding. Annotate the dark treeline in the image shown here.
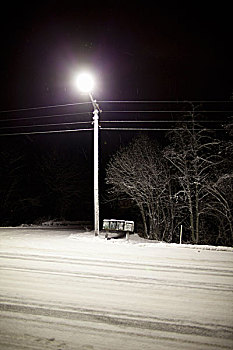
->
[105,115,233,246]
[0,138,93,226]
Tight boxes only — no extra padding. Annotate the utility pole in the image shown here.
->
[89,93,100,236]
[76,72,100,236]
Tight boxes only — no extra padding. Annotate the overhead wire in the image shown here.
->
[101,120,225,123]
[0,99,232,115]
[100,127,226,132]
[0,118,228,136]
[0,100,230,137]
[0,101,92,114]
[0,119,225,131]
[99,100,233,104]
[0,124,227,137]
[0,128,94,137]
[102,110,233,113]
[0,121,92,130]
[0,111,91,123]
[0,119,226,134]
[0,110,231,125]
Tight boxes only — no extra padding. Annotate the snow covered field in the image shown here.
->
[0,227,232,349]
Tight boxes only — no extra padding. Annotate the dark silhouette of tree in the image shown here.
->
[105,135,172,240]
[105,118,232,246]
[39,149,92,220]
[0,148,25,224]
[0,145,42,225]
[204,119,233,245]
[164,114,229,244]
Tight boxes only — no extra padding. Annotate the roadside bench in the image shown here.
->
[102,219,134,240]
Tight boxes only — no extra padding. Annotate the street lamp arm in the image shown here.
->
[89,93,102,113]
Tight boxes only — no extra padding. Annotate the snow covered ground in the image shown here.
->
[0,227,232,349]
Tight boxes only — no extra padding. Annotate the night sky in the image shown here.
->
[0,2,232,224]
[1,2,232,108]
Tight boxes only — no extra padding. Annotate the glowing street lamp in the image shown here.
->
[76,72,100,236]
[75,73,94,93]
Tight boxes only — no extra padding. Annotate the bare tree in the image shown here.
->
[105,118,232,246]
[164,115,224,244]
[204,120,233,245]
[105,135,171,239]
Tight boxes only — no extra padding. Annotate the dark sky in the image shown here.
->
[1,2,232,110]
[0,2,232,224]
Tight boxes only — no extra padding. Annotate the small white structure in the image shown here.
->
[103,219,134,240]
[103,219,134,233]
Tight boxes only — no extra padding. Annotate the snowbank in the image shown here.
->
[1,226,232,252]
[69,231,233,252]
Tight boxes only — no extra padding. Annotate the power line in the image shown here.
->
[0,128,94,137]
[101,120,226,123]
[0,119,225,132]
[102,127,185,131]
[0,111,230,127]
[0,121,91,130]
[0,100,232,115]
[0,111,91,123]
[1,110,231,124]
[102,110,233,113]
[1,111,230,127]
[99,100,233,103]
[100,127,226,131]
[0,101,92,114]
[0,124,226,137]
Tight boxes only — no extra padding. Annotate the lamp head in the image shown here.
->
[75,72,94,93]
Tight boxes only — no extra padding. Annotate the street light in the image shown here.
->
[76,72,100,236]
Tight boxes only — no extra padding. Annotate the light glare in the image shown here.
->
[75,73,94,93]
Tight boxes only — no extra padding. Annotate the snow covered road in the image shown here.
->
[0,228,232,349]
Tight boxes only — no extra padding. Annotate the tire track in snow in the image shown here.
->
[0,301,233,347]
[1,265,232,292]
[0,252,232,292]
[0,252,232,277]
